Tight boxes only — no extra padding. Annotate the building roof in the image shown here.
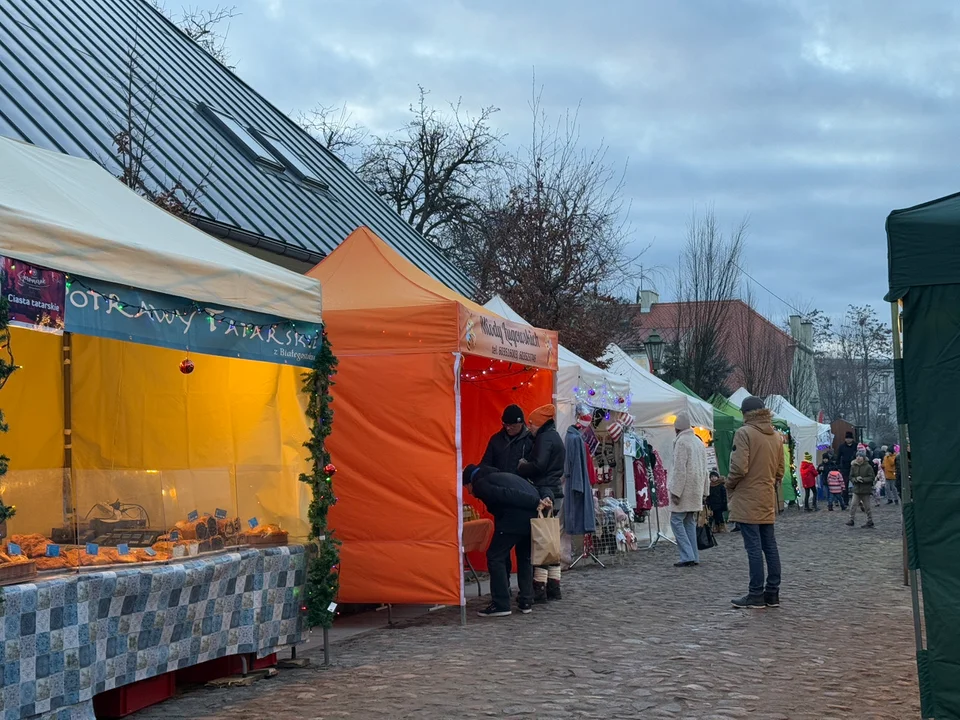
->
[624,299,796,395]
[0,0,473,296]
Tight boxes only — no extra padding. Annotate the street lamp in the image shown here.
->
[645,331,665,374]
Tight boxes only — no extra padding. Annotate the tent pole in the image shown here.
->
[890,301,923,655]
[61,331,75,528]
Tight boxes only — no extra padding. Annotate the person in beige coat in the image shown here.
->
[726,396,785,610]
[669,412,710,568]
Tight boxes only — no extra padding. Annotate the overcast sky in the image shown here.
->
[195,0,959,322]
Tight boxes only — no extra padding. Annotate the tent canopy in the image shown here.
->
[885,191,960,302]
[672,380,741,475]
[308,228,557,367]
[724,388,790,433]
[766,394,819,464]
[0,137,321,322]
[483,295,630,411]
[603,345,713,430]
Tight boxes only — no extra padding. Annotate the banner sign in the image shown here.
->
[1,257,65,334]
[459,308,558,370]
[64,276,321,367]
[706,446,719,474]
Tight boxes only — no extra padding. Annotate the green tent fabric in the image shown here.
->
[671,381,740,475]
[887,194,960,719]
[710,394,795,492]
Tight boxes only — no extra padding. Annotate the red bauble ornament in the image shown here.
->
[617,397,625,404]
[324,463,337,476]
[179,358,195,375]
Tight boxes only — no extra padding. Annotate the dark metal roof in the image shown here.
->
[0,0,474,296]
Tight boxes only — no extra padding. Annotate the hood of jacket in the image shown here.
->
[743,408,776,435]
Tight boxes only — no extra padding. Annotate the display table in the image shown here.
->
[0,545,305,719]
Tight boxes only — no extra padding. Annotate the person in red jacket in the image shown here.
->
[800,452,819,512]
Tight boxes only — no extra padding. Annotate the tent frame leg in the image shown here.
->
[463,553,482,597]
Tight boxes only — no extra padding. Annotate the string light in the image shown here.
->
[572,382,633,410]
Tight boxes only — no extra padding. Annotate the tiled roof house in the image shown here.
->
[0,0,473,295]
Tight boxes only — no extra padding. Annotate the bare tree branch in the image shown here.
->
[297,103,368,164]
[153,2,238,68]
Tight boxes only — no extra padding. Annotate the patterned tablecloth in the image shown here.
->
[0,545,305,720]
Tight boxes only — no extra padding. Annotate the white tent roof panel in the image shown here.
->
[0,138,322,322]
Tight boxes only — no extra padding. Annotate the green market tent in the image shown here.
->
[710,394,796,502]
[886,192,960,719]
[671,380,741,475]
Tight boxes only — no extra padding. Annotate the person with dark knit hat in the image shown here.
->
[726,395,785,610]
[518,403,566,602]
[836,431,858,507]
[481,404,534,474]
[462,464,550,617]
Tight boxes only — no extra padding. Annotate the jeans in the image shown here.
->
[738,523,781,596]
[671,511,699,564]
[828,492,847,510]
[886,480,900,504]
[803,487,817,510]
[486,529,533,610]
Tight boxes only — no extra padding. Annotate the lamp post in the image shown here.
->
[645,331,665,374]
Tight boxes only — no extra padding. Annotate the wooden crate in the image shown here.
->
[0,560,37,583]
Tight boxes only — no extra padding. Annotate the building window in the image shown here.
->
[199,104,284,172]
[254,133,329,190]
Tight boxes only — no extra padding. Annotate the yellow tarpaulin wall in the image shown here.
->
[0,328,312,540]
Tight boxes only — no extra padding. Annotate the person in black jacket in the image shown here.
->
[481,404,534,473]
[518,404,566,603]
[836,432,858,507]
[463,464,550,617]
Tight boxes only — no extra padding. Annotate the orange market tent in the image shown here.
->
[307,227,558,607]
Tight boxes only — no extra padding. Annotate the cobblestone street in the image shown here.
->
[139,503,919,719]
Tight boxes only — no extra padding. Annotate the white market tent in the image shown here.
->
[0,137,322,321]
[765,395,819,467]
[482,295,630,432]
[728,387,753,410]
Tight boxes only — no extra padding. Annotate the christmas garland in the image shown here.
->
[0,296,15,525]
[298,326,339,628]
[787,432,799,501]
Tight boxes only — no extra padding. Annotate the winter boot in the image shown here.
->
[533,582,548,604]
[764,591,780,608]
[546,579,562,601]
[731,594,765,609]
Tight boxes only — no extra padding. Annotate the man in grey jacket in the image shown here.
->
[668,412,710,568]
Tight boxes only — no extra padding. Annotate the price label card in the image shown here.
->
[170,531,180,541]
[248,517,259,529]
[187,510,199,522]
[327,602,338,613]
[317,535,325,542]
[215,508,227,520]
[46,544,60,558]
[85,543,99,556]
[144,548,157,557]
[8,543,21,556]
[117,544,129,555]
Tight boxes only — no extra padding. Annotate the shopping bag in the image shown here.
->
[696,522,718,550]
[531,509,561,566]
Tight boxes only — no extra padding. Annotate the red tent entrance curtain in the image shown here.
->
[460,355,553,571]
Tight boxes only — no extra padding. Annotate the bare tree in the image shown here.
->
[297,103,368,164]
[835,305,892,435]
[661,207,746,397]
[153,3,239,68]
[451,88,637,363]
[111,43,210,217]
[733,285,790,397]
[357,87,506,246]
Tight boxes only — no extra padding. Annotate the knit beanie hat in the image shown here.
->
[740,396,764,413]
[845,431,854,439]
[501,404,525,424]
[528,404,556,428]
[856,449,867,458]
[461,464,480,485]
[804,452,813,462]
[674,412,691,431]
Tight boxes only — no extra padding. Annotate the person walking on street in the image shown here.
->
[668,412,710,568]
[462,464,550,617]
[800,452,818,512]
[707,470,728,532]
[827,468,847,511]
[726,396,785,610]
[836,431,858,508]
[482,405,534,474]
[847,449,877,528]
[518,404,565,603]
[883,449,900,505]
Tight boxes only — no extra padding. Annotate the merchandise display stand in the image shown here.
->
[569,532,605,569]
[646,504,675,550]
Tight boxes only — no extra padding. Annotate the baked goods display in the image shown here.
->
[241,523,288,545]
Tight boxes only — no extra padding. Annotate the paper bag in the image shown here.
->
[531,509,561,567]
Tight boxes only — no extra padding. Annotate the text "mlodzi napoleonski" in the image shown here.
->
[478,315,541,348]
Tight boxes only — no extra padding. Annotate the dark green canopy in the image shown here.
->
[670,380,740,475]
[886,193,960,718]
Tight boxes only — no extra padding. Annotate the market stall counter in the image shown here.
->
[0,139,328,719]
